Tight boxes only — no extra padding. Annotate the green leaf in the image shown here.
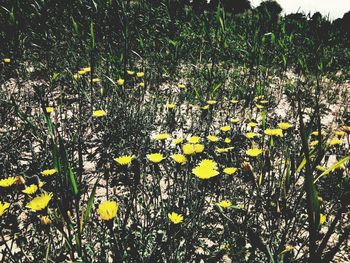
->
[314,155,350,183]
[82,179,99,231]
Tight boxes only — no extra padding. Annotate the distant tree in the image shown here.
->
[256,0,283,32]
[284,12,307,33]
[221,0,251,14]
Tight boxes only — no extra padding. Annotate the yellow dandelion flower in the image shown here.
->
[328,139,342,146]
[26,192,53,211]
[224,137,231,144]
[0,202,10,217]
[223,167,238,175]
[3,58,11,63]
[41,169,58,177]
[256,104,264,109]
[188,136,201,144]
[207,135,219,142]
[117,78,125,86]
[201,105,209,110]
[312,131,326,136]
[260,100,268,104]
[83,67,91,73]
[38,181,45,188]
[22,184,38,195]
[246,148,263,157]
[216,147,234,153]
[73,73,79,80]
[166,103,176,109]
[182,143,196,155]
[139,82,145,88]
[78,70,86,75]
[278,122,293,130]
[172,138,184,145]
[153,133,170,141]
[168,212,183,224]
[245,132,258,139]
[114,155,133,166]
[335,131,345,136]
[136,72,144,78]
[231,118,240,124]
[0,177,17,187]
[40,215,52,225]
[171,154,187,165]
[178,83,186,89]
[320,213,326,225]
[343,126,350,133]
[264,128,283,137]
[97,200,118,221]
[220,125,231,132]
[92,110,107,117]
[147,153,164,163]
[217,200,232,209]
[207,100,217,105]
[127,70,135,75]
[280,245,295,254]
[248,122,258,127]
[46,107,54,113]
[92,78,100,83]
[230,99,239,104]
[192,160,219,179]
[194,144,205,153]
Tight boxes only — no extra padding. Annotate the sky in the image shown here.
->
[250,0,350,20]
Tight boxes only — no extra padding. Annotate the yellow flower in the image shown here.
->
[217,200,232,209]
[40,215,52,225]
[320,213,326,225]
[192,159,219,179]
[223,167,238,175]
[3,58,11,63]
[328,139,342,146]
[92,110,107,117]
[256,104,264,109]
[194,144,205,153]
[0,202,10,217]
[178,83,186,89]
[278,122,293,130]
[97,200,118,221]
[22,184,38,195]
[136,72,144,77]
[335,131,345,136]
[207,100,217,105]
[312,131,326,136]
[171,154,187,165]
[46,107,54,113]
[172,138,183,145]
[83,67,91,73]
[216,147,234,153]
[188,136,201,144]
[78,70,87,75]
[92,78,100,83]
[343,126,350,133]
[139,82,145,88]
[26,192,53,211]
[182,143,196,155]
[168,212,183,224]
[117,78,125,86]
[153,133,170,141]
[41,169,58,177]
[260,100,268,104]
[201,105,209,110]
[280,245,295,254]
[166,103,176,109]
[73,73,79,80]
[207,135,219,142]
[245,132,258,139]
[246,148,262,157]
[231,118,240,124]
[220,125,231,132]
[114,155,133,166]
[224,138,231,144]
[38,181,45,188]
[147,153,164,163]
[264,129,283,137]
[248,122,258,127]
[127,70,135,75]
[230,99,239,104]
[0,177,17,187]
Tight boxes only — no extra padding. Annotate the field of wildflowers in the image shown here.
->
[0,0,349,262]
